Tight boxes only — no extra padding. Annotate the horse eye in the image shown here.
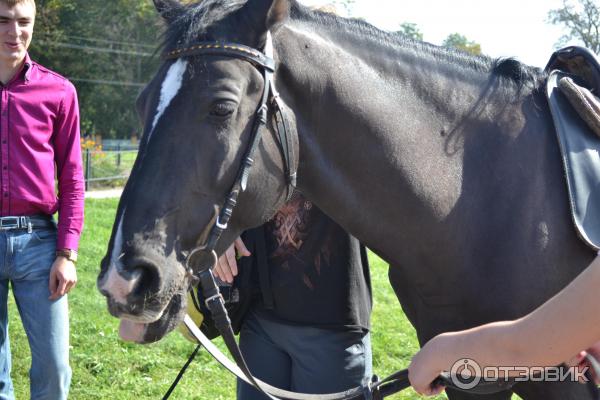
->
[209,101,236,118]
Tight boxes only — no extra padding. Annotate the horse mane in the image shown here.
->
[291,4,546,90]
[161,0,546,91]
[491,58,546,91]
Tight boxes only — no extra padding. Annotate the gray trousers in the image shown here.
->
[237,310,372,400]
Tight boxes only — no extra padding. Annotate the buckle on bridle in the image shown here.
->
[204,292,225,309]
[185,246,218,277]
[215,216,228,230]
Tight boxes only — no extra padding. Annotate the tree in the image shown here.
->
[397,22,423,41]
[548,0,600,54]
[30,0,161,139]
[442,33,482,55]
[332,0,355,16]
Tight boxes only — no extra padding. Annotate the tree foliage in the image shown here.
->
[397,22,423,41]
[26,1,485,139]
[30,0,162,139]
[331,0,356,16]
[395,22,481,55]
[548,0,600,54]
[442,33,482,55]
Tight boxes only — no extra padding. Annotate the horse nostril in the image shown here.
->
[129,259,161,300]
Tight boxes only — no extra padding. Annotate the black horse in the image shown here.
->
[97,0,596,398]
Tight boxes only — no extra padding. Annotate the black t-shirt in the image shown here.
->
[248,193,372,332]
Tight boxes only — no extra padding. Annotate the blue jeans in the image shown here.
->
[0,227,71,400]
[237,310,372,399]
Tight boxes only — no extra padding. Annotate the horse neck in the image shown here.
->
[272,19,541,258]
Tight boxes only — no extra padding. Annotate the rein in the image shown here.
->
[164,31,405,400]
[168,33,299,397]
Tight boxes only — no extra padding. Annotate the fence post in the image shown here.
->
[116,144,121,167]
[85,148,91,191]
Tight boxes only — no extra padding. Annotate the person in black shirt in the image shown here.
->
[214,193,373,399]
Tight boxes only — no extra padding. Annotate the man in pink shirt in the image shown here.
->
[0,1,84,399]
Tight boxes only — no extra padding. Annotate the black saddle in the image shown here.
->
[545,46,600,251]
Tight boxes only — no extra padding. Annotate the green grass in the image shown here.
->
[84,150,138,189]
[6,198,446,399]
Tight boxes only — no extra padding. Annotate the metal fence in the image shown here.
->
[83,148,138,190]
[100,139,139,151]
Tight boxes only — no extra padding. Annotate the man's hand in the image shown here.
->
[49,256,77,300]
[213,238,251,283]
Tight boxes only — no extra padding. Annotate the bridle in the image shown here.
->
[165,32,297,262]
[166,33,301,397]
[158,33,586,400]
[161,31,415,400]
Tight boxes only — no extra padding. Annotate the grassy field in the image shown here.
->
[7,198,445,399]
[84,150,138,190]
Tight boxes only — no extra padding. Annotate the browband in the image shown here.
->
[163,41,275,72]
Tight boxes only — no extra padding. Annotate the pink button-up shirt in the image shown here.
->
[0,54,84,250]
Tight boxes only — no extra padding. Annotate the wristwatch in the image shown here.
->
[56,249,78,263]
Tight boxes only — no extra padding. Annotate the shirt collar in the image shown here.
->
[23,53,32,82]
[0,54,32,87]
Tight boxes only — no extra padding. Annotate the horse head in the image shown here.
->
[97,0,293,343]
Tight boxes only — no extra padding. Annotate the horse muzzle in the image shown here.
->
[98,251,189,343]
[117,291,187,344]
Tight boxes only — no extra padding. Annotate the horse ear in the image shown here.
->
[153,0,183,22]
[267,0,290,28]
[245,0,290,31]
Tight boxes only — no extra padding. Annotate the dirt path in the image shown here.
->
[85,188,123,199]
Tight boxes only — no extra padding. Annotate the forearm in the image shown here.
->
[434,255,600,369]
[57,175,84,250]
[55,85,84,250]
[409,255,600,394]
[425,321,522,371]
[509,254,600,366]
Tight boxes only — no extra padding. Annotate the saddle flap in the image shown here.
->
[546,69,600,251]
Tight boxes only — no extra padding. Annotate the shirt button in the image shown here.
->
[3,193,7,197]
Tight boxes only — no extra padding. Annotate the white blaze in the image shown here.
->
[100,60,188,306]
[111,210,125,266]
[150,59,188,139]
[99,209,140,305]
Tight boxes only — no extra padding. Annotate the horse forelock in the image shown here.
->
[160,0,247,51]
